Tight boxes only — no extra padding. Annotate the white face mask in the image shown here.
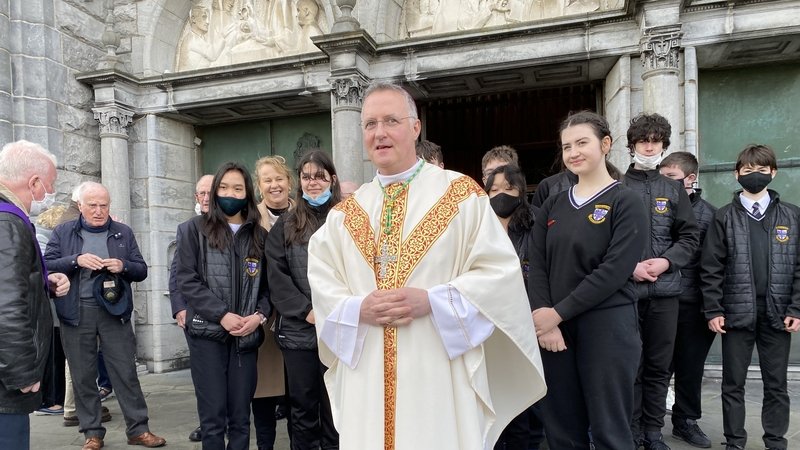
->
[194,203,202,215]
[30,189,56,216]
[632,152,664,170]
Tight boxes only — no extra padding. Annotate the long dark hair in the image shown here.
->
[284,150,341,245]
[485,164,533,231]
[204,161,265,258]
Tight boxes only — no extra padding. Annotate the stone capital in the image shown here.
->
[93,106,134,138]
[640,24,682,75]
[331,76,369,110]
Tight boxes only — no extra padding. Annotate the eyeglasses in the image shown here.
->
[361,116,415,131]
[195,191,210,198]
[300,174,331,183]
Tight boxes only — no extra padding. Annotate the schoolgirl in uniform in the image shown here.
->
[528,111,647,449]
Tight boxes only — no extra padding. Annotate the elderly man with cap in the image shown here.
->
[0,140,70,450]
[45,181,166,450]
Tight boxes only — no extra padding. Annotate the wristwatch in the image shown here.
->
[257,312,268,325]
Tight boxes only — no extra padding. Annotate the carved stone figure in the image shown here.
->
[296,0,324,53]
[175,5,234,71]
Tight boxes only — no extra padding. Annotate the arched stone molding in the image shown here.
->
[137,0,339,75]
[136,0,193,76]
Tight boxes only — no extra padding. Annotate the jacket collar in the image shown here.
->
[732,189,781,211]
[625,164,660,180]
[0,182,28,214]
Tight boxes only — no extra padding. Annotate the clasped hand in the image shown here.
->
[221,312,261,336]
[632,258,669,282]
[360,287,431,327]
[77,253,123,273]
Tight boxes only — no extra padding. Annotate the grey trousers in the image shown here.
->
[60,305,150,439]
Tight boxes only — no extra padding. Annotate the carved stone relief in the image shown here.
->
[640,25,682,73]
[175,0,331,71]
[94,108,133,137]
[405,0,623,37]
[294,132,322,161]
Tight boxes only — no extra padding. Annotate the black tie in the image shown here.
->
[751,202,762,219]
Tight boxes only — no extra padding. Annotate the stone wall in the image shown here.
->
[2,0,108,195]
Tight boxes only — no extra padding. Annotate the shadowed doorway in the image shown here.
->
[420,83,601,188]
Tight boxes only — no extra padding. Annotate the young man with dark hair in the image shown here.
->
[659,152,717,448]
[701,144,800,450]
[623,113,699,450]
[481,145,519,186]
[415,140,444,168]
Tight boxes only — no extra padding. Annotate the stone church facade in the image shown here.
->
[2,0,798,371]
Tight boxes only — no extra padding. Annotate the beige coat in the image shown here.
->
[254,201,287,398]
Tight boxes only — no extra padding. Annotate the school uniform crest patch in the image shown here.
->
[588,205,610,224]
[775,226,789,243]
[245,258,260,276]
[654,198,669,214]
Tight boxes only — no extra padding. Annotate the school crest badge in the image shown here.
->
[654,198,669,214]
[775,226,789,243]
[245,258,260,277]
[588,205,610,224]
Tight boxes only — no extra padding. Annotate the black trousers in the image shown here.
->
[632,296,679,435]
[670,300,716,424]
[494,402,545,450]
[281,349,338,450]
[188,336,258,450]
[252,395,282,450]
[40,326,66,408]
[540,303,640,450]
[721,305,791,450]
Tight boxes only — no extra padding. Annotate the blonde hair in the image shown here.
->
[254,155,294,193]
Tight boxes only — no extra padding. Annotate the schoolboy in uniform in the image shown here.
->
[659,152,717,448]
[701,144,800,450]
[623,113,699,450]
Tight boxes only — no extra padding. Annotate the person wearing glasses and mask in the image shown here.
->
[168,174,212,443]
[266,150,341,450]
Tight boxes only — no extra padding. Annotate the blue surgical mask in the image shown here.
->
[217,196,247,216]
[303,188,331,207]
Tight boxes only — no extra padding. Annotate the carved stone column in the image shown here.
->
[331,76,369,183]
[314,30,377,184]
[93,106,134,224]
[640,24,682,149]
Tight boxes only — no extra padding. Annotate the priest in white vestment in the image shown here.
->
[308,83,546,450]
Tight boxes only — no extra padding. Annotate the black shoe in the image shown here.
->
[672,419,711,448]
[189,426,202,442]
[643,432,671,450]
[275,404,288,421]
[722,443,743,450]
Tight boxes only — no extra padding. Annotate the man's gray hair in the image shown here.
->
[75,181,109,204]
[362,82,418,119]
[0,140,57,183]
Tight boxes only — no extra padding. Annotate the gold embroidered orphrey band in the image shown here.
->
[335,175,485,450]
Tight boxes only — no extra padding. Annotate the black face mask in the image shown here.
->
[217,196,248,216]
[737,172,772,194]
[490,193,521,219]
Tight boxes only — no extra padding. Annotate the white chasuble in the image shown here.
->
[308,164,546,450]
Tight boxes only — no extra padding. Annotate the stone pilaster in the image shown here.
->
[313,30,377,184]
[94,105,134,224]
[640,24,682,149]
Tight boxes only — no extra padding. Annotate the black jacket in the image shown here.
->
[175,215,271,346]
[0,195,53,414]
[532,171,578,208]
[45,217,147,325]
[701,190,800,331]
[266,202,331,350]
[678,190,717,304]
[623,166,699,299]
